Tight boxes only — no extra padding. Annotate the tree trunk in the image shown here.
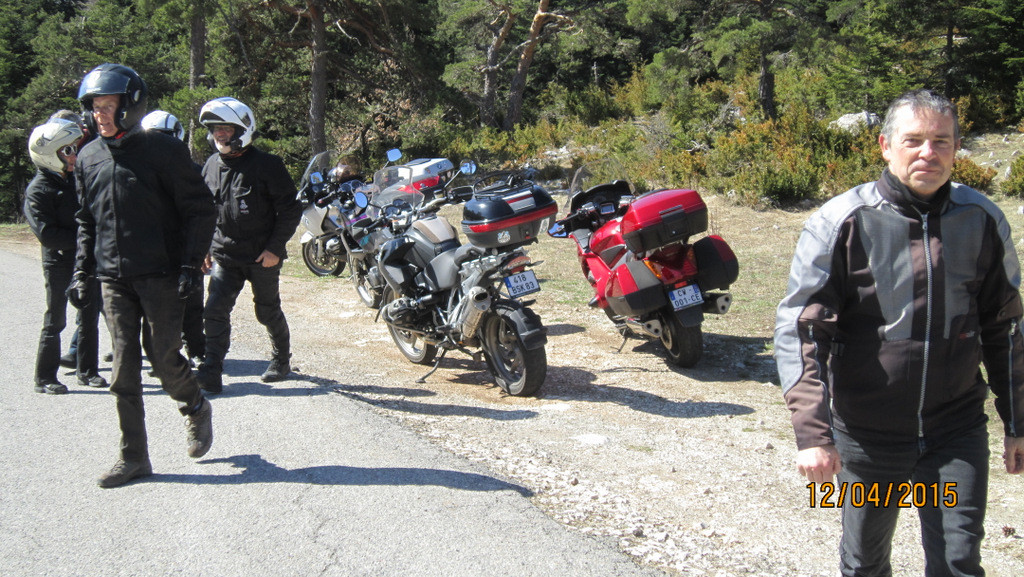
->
[188,0,206,159]
[758,52,777,121]
[480,5,516,128]
[309,1,327,154]
[502,0,550,131]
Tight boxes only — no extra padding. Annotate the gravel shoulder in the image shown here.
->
[4,157,1023,575]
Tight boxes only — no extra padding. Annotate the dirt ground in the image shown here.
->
[4,133,1023,575]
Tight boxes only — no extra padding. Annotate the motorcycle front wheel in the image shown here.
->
[480,308,546,396]
[302,241,345,277]
[660,312,703,367]
[382,287,438,365]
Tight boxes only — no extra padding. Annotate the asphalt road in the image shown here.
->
[0,247,663,577]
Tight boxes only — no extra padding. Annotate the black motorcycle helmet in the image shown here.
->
[77,63,148,136]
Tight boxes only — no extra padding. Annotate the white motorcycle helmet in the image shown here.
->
[28,119,84,174]
[199,97,256,153]
[141,110,185,140]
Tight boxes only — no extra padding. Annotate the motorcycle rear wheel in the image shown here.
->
[302,241,345,277]
[480,309,546,396]
[382,287,438,365]
[660,312,703,367]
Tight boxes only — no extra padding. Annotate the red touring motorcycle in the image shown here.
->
[548,163,738,367]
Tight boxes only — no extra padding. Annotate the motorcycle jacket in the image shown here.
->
[24,169,78,264]
[775,170,1024,450]
[203,147,301,267]
[74,126,216,280]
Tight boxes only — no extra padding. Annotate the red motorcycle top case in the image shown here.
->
[620,189,708,253]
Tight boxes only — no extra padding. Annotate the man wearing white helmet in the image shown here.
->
[23,118,107,394]
[141,109,185,141]
[195,96,302,393]
[71,63,217,488]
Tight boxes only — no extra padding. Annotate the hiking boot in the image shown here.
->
[59,353,76,369]
[77,374,109,388]
[97,458,153,488]
[34,381,68,395]
[185,398,213,458]
[261,355,291,383]
[195,365,222,394]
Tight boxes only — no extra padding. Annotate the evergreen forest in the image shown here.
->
[3,0,1024,221]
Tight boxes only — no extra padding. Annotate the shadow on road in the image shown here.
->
[151,453,533,496]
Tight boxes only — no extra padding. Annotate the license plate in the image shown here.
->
[504,270,540,298]
[669,283,703,311]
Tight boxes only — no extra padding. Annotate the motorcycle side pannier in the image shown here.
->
[620,189,708,253]
[461,184,558,249]
[693,235,739,290]
[604,260,668,317]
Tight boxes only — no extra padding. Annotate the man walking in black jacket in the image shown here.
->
[71,63,217,488]
[194,97,302,394]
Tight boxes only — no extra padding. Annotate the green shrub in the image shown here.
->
[952,157,997,192]
[1002,155,1024,198]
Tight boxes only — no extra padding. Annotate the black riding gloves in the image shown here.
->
[66,272,92,309]
[178,266,202,300]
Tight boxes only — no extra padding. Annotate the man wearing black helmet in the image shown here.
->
[193,97,302,394]
[70,63,217,488]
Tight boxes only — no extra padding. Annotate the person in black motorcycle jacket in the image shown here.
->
[71,63,216,488]
[24,118,106,394]
[194,97,302,395]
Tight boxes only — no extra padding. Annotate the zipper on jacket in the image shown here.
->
[808,325,835,431]
[917,212,933,438]
[1010,320,1019,437]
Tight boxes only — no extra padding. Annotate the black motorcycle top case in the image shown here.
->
[461,184,557,249]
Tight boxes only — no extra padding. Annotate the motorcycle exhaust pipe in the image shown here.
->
[702,292,732,315]
[624,317,662,339]
[459,287,491,338]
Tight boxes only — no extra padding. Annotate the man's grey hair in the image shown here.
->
[880,89,960,142]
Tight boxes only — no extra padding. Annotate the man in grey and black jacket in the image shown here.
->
[775,89,1024,576]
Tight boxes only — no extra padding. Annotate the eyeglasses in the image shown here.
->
[92,102,119,116]
[59,145,78,157]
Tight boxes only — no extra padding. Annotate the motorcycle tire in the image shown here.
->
[480,308,546,397]
[660,312,703,367]
[382,287,438,365]
[302,241,345,277]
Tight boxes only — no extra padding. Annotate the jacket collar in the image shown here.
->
[877,168,950,218]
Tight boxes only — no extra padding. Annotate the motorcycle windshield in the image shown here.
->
[567,160,635,214]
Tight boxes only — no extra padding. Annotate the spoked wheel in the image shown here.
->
[660,312,703,367]
[302,241,345,277]
[480,308,546,396]
[382,287,437,365]
[353,263,381,308]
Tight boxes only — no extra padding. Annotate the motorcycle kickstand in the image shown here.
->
[415,350,448,384]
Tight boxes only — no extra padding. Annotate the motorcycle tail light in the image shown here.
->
[501,254,532,274]
[644,244,698,285]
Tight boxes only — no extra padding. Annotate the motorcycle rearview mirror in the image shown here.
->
[386,148,402,164]
[310,171,324,194]
[353,191,369,208]
[459,160,478,176]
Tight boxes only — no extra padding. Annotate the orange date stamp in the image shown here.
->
[807,482,958,508]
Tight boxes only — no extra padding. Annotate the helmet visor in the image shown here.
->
[78,69,132,100]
